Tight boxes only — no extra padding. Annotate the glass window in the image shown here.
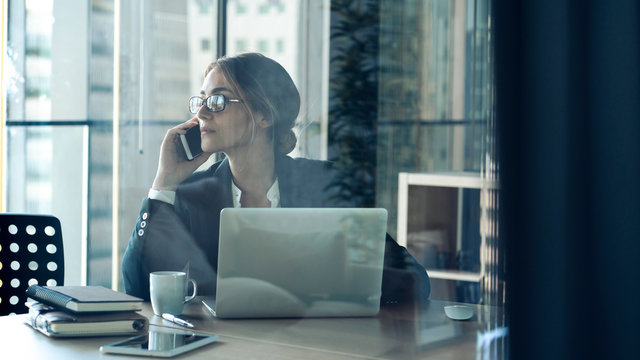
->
[5,0,88,287]
[226,0,321,159]
[201,38,211,51]
[276,38,284,53]
[235,39,248,52]
[3,1,502,355]
[198,3,211,14]
[257,39,268,52]
[324,0,496,305]
[3,0,220,289]
[235,2,248,14]
[3,0,498,310]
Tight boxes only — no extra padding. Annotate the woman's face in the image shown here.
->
[196,67,254,155]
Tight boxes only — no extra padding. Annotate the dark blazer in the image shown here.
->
[122,155,430,304]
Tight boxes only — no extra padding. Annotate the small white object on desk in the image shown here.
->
[444,305,474,321]
[162,313,195,328]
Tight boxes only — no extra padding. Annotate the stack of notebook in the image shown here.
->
[24,285,147,338]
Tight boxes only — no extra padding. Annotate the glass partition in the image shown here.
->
[3,0,500,314]
[3,0,504,356]
[4,0,222,288]
[114,1,220,289]
[5,0,90,286]
[375,0,498,305]
[6,125,87,287]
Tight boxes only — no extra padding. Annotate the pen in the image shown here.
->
[161,313,195,328]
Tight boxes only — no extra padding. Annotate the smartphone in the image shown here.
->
[179,124,203,161]
[100,329,218,357]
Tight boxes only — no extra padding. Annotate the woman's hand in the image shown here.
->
[151,118,213,191]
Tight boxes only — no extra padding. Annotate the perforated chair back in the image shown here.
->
[0,214,64,315]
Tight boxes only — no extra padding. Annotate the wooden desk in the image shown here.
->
[0,299,503,359]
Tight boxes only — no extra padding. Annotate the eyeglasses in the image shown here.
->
[188,94,243,114]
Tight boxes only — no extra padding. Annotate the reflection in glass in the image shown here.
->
[214,208,387,318]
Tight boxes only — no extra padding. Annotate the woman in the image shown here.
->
[122,53,430,304]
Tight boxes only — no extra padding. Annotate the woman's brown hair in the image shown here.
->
[204,53,300,154]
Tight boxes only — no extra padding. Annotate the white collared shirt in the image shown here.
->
[232,178,280,208]
[148,188,176,204]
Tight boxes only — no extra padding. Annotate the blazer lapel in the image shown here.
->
[275,155,293,207]
[211,157,234,208]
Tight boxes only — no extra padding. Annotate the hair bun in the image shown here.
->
[277,129,297,154]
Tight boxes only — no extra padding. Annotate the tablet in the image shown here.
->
[99,328,218,357]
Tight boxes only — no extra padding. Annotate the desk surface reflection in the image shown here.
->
[0,297,505,360]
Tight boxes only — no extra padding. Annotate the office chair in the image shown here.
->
[0,214,65,315]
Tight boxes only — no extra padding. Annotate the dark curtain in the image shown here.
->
[495,0,640,359]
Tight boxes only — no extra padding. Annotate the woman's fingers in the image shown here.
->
[172,118,199,135]
[152,118,204,191]
[161,118,199,155]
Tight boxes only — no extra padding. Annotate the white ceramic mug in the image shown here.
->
[150,271,197,316]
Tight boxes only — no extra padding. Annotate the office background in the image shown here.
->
[2,0,498,306]
[2,0,639,358]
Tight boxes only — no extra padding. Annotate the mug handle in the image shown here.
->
[184,278,197,302]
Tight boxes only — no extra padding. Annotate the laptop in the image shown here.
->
[202,207,388,319]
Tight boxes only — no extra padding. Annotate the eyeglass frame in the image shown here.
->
[188,94,243,114]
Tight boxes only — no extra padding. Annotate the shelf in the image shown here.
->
[401,172,495,189]
[397,172,496,284]
[426,269,483,282]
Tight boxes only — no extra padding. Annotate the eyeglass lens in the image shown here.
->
[189,95,226,114]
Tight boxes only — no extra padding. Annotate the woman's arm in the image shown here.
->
[122,119,217,299]
[121,197,217,300]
